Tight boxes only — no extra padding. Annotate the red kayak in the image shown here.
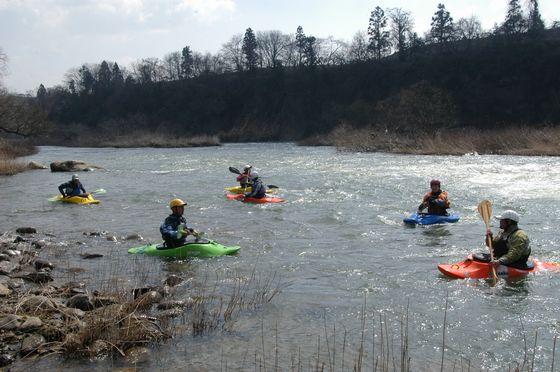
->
[438,254,560,279]
[226,193,285,204]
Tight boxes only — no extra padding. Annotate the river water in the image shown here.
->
[1,143,560,371]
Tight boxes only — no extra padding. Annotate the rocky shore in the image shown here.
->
[0,229,192,367]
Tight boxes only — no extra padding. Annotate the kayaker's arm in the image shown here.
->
[58,182,69,197]
[498,230,530,265]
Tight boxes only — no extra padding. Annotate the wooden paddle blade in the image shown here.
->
[477,200,493,225]
[229,166,241,175]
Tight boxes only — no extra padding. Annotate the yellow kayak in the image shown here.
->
[52,194,100,205]
[225,186,277,194]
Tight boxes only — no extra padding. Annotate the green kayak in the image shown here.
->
[128,239,240,258]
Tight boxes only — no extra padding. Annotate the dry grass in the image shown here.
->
[0,138,38,175]
[331,125,560,156]
[97,132,221,148]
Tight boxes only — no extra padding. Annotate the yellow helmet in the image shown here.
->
[169,198,187,208]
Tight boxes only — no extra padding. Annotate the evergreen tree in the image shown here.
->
[501,0,526,35]
[36,84,46,101]
[367,6,391,60]
[96,60,112,93]
[181,46,193,79]
[112,62,124,87]
[527,0,545,34]
[242,28,258,70]
[430,3,454,44]
[295,26,307,66]
[68,79,76,95]
[304,36,318,67]
[78,65,95,95]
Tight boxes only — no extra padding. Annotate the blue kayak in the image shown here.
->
[403,213,460,225]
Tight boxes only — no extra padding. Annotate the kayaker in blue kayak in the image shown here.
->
[236,165,252,188]
[486,210,531,269]
[160,198,196,248]
[245,171,267,199]
[418,179,450,215]
[58,174,88,198]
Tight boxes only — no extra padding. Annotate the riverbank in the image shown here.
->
[316,125,560,156]
[0,139,38,175]
[0,228,281,368]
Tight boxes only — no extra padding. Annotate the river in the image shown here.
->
[2,143,560,371]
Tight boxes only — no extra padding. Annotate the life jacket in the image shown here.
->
[423,190,449,215]
[237,173,251,187]
[493,227,531,269]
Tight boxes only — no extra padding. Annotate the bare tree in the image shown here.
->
[389,8,414,58]
[316,36,348,66]
[280,34,298,67]
[162,51,182,81]
[131,58,164,84]
[348,31,370,62]
[221,34,244,72]
[456,16,483,40]
[0,95,50,138]
[257,30,290,68]
[0,47,7,91]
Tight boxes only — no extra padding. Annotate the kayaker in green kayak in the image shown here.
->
[418,179,450,215]
[486,210,531,269]
[160,198,196,248]
[236,165,252,188]
[58,174,89,198]
[245,171,267,199]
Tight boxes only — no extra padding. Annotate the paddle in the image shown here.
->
[228,166,279,189]
[477,200,498,283]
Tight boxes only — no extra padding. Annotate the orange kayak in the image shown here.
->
[226,193,285,204]
[438,254,560,279]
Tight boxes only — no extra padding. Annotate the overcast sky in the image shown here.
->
[0,0,558,93]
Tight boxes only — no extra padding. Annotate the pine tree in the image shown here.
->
[242,28,258,70]
[112,63,124,87]
[295,26,307,66]
[36,84,46,100]
[181,46,193,79]
[430,3,454,44]
[367,6,391,60]
[78,65,95,95]
[527,0,545,34]
[96,60,112,93]
[502,0,526,35]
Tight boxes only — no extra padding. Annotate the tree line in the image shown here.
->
[27,0,560,144]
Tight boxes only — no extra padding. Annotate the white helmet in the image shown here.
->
[243,164,252,172]
[495,210,520,223]
[251,171,259,179]
[71,174,79,181]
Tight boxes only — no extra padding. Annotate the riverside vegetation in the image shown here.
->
[1,227,556,370]
[16,0,560,154]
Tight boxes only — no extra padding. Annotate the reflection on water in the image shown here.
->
[1,144,560,370]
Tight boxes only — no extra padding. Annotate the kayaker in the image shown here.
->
[160,198,195,248]
[237,165,252,188]
[486,210,531,269]
[418,179,450,215]
[58,174,88,198]
[245,171,266,199]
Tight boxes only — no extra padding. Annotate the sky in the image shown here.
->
[0,0,558,93]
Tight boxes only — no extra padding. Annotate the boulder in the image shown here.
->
[49,160,103,172]
[0,353,15,367]
[31,240,47,249]
[0,254,10,261]
[163,274,183,287]
[19,271,53,284]
[106,235,117,242]
[0,315,22,330]
[0,261,19,275]
[27,161,47,170]
[80,252,103,259]
[33,259,55,271]
[19,295,58,313]
[124,233,143,241]
[20,334,46,354]
[0,283,12,297]
[16,227,37,234]
[124,346,151,364]
[67,294,94,311]
[19,316,43,331]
